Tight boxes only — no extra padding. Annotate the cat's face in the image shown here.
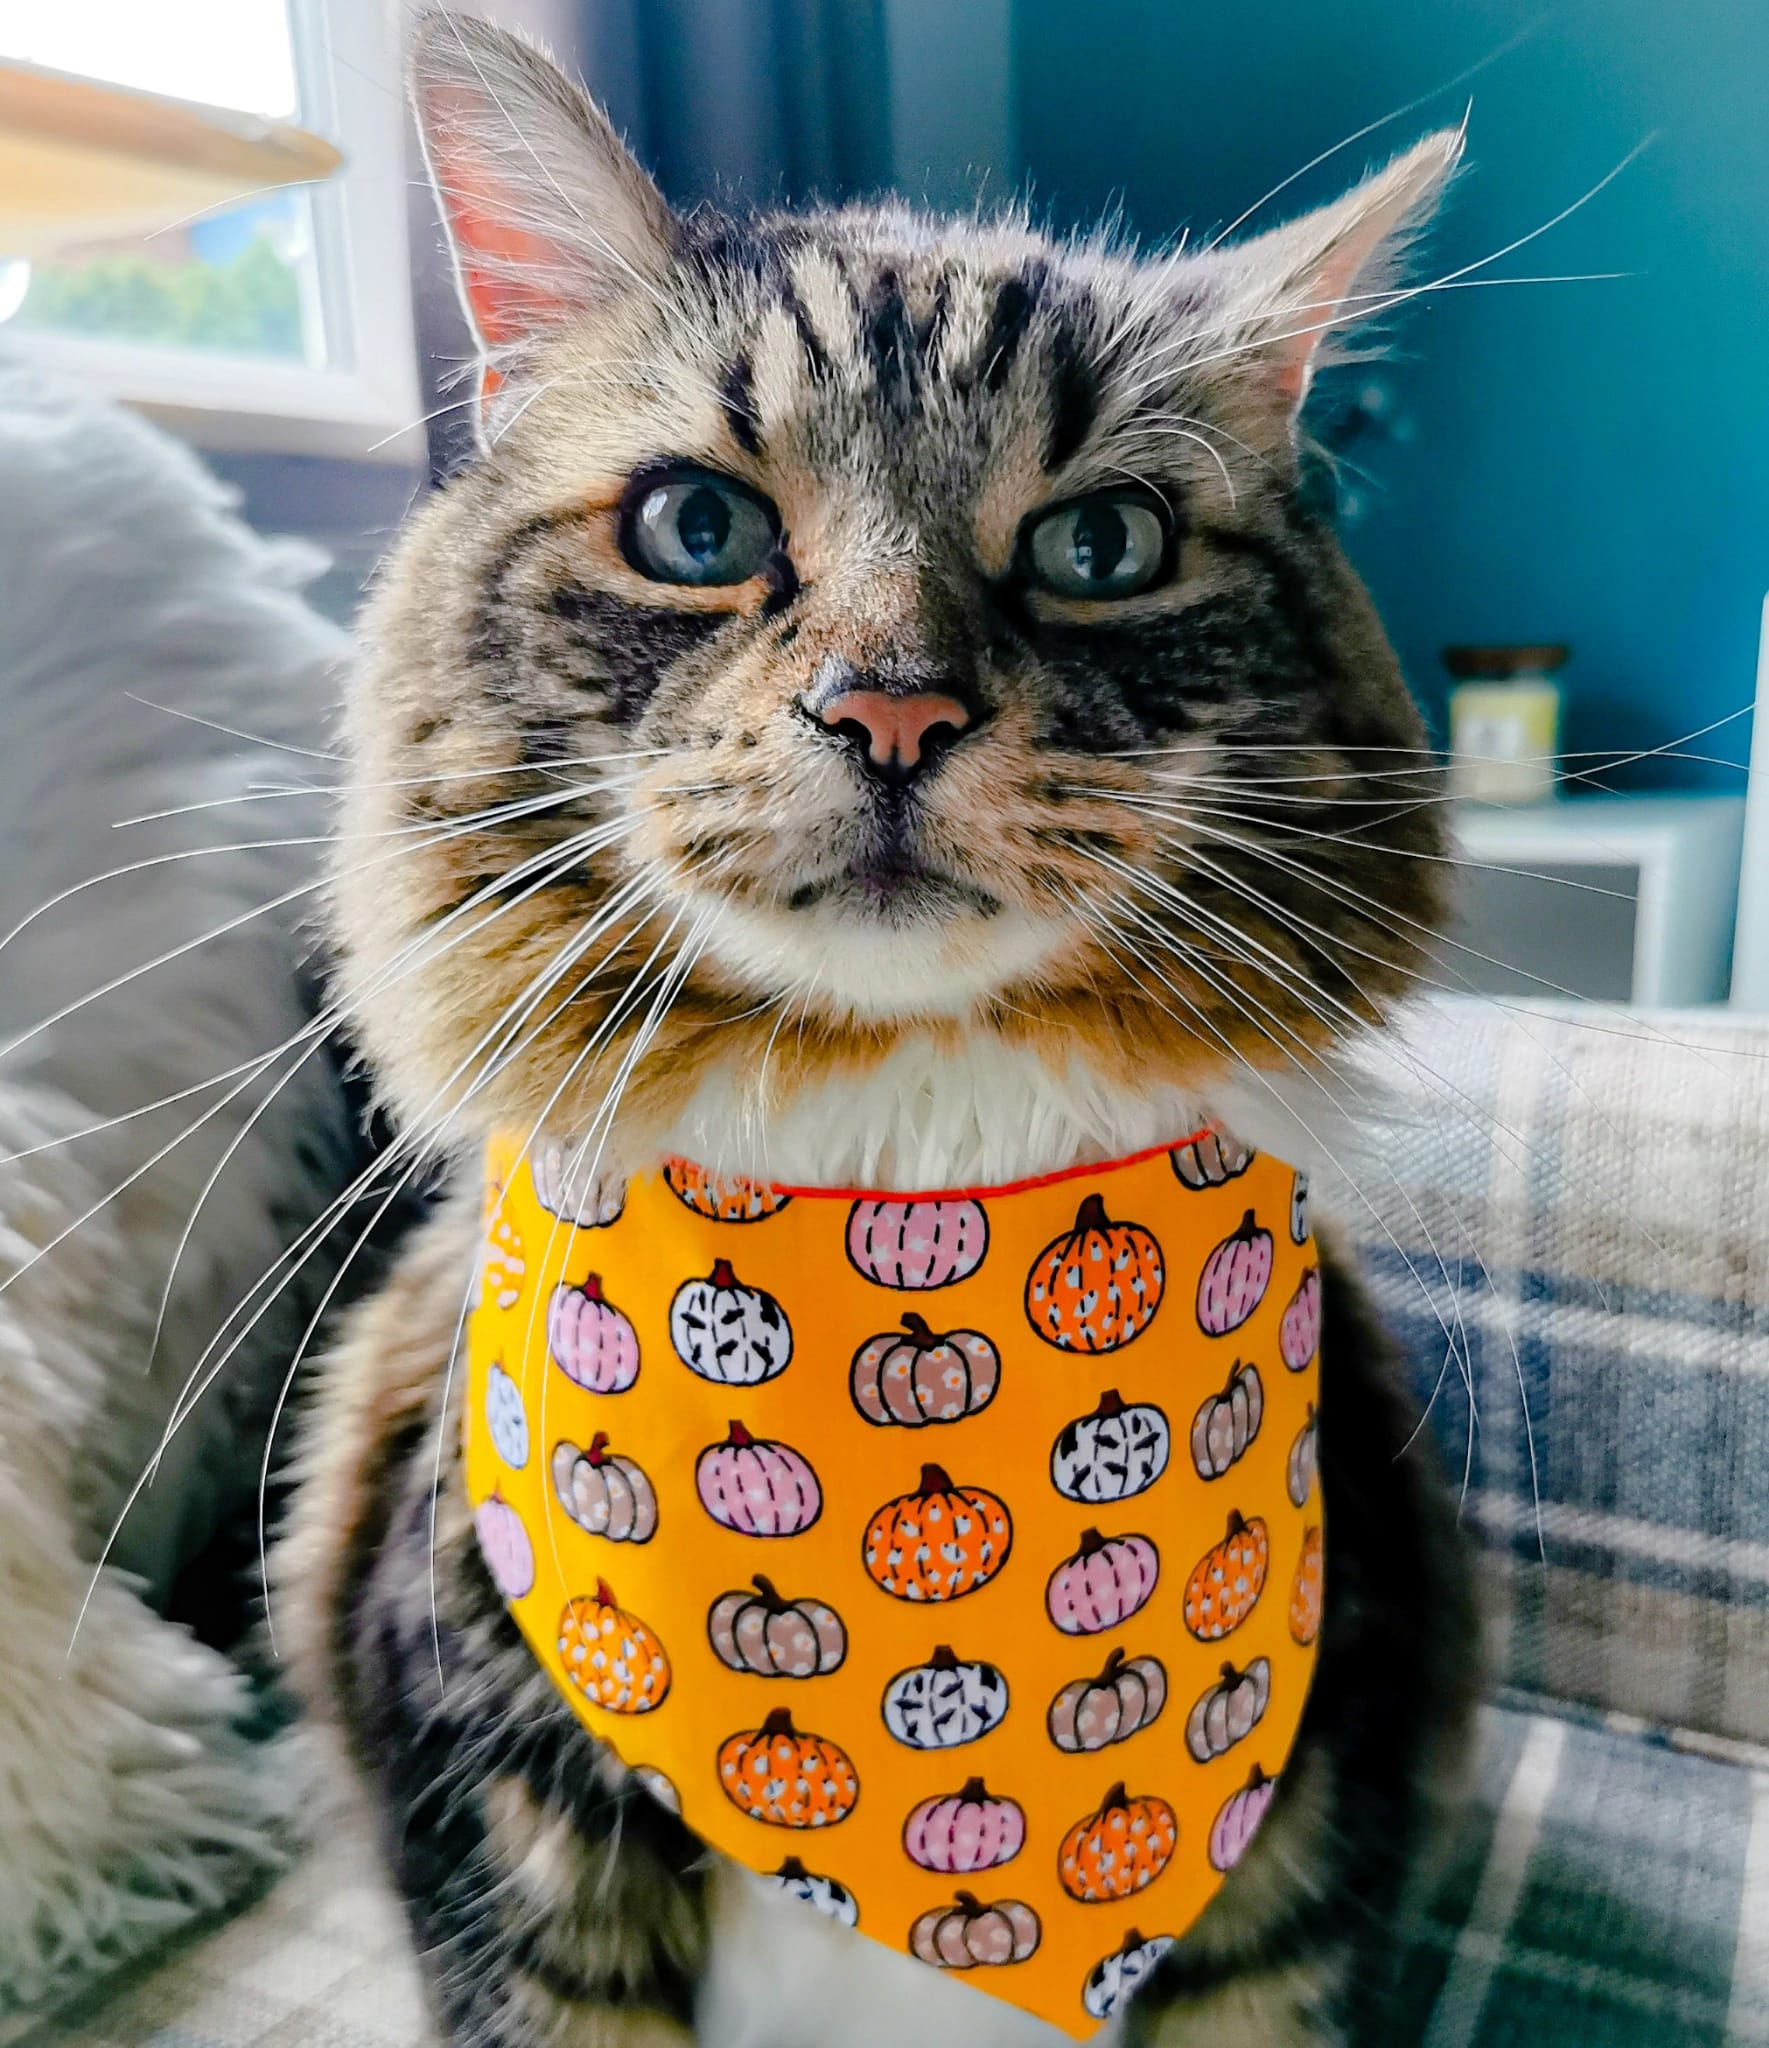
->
[339,15,1455,1153]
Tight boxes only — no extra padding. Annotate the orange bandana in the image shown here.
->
[464,1131,1324,2038]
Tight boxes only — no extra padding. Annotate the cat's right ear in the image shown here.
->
[409,11,675,360]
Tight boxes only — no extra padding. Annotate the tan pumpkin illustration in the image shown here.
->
[556,1580,670,1713]
[909,1891,1041,1969]
[1169,1123,1253,1188]
[1189,1359,1264,1479]
[1182,1510,1269,1640]
[551,1432,657,1544]
[1025,1193,1166,1353]
[662,1155,792,1221]
[1184,1658,1271,1762]
[1057,1782,1179,1903]
[531,1139,625,1227]
[1047,1646,1168,1753]
[862,1463,1012,1602]
[1287,1404,1319,1508]
[716,1707,859,1828]
[1290,1525,1324,1646]
[850,1314,1000,1428]
[706,1574,846,1679]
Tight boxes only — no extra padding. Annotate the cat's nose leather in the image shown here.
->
[810,684,973,785]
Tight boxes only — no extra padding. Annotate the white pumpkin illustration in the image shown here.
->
[882,1646,1010,1750]
[484,1361,529,1469]
[1050,1389,1171,1503]
[669,1259,793,1385]
[768,1856,858,1927]
[1082,1929,1177,2020]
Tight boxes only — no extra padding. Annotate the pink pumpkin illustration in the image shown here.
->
[696,1420,822,1537]
[1208,1765,1277,1872]
[903,1777,1025,1873]
[1281,1266,1322,1372]
[547,1274,640,1392]
[847,1198,988,1290]
[1197,1210,1273,1336]
[1045,1527,1160,1635]
[473,1493,534,1601]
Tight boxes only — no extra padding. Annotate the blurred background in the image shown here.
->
[6,0,1765,1008]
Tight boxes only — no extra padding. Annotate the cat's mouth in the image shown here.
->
[782,801,1001,922]
[784,857,1000,921]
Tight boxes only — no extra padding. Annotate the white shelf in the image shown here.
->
[1447,793,1744,1008]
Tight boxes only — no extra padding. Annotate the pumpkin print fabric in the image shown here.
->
[464,1135,1323,2038]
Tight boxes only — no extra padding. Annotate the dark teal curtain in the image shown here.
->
[580,0,892,211]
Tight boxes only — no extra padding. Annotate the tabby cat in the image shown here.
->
[281,14,1478,2045]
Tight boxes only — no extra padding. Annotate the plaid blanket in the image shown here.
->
[1340,1000,1769,1750]
[26,1698,1767,2048]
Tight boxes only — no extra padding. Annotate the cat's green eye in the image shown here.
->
[1024,492,1172,601]
[622,468,779,586]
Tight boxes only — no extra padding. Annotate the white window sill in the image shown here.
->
[2,323,427,463]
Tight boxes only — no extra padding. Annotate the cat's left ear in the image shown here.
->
[409,11,675,357]
[1202,128,1464,413]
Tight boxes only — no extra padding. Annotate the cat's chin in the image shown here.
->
[693,888,1068,1023]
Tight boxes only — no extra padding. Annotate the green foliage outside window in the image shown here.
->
[13,232,305,359]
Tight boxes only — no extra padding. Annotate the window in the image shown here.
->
[0,0,421,460]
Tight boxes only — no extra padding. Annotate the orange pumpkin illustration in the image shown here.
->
[662,1155,792,1222]
[556,1580,670,1713]
[716,1706,859,1828]
[1057,1782,1179,1903]
[1181,1510,1269,1641]
[862,1463,1012,1602]
[1024,1193,1165,1353]
[1289,1525,1324,1645]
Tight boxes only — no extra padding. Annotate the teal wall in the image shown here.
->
[1009,0,1769,788]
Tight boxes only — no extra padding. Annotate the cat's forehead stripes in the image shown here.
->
[692,223,1115,482]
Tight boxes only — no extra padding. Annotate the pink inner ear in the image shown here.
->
[425,82,574,350]
[1274,231,1381,405]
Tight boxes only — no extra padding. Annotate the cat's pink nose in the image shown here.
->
[812,687,973,784]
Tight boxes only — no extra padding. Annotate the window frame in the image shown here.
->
[2,0,423,463]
